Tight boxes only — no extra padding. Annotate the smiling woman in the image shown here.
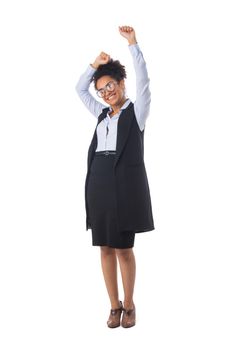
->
[92,58,127,115]
[75,25,154,329]
[96,80,118,98]
[96,77,126,115]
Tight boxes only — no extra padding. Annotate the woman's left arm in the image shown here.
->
[128,44,151,131]
[119,26,151,131]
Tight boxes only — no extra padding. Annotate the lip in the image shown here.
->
[105,93,116,101]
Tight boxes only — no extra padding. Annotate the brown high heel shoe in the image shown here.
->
[107,301,123,328]
[121,303,136,328]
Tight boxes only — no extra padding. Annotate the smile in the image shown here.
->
[106,93,116,101]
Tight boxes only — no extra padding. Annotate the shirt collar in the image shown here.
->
[107,98,131,118]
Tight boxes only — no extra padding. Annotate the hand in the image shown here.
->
[91,52,111,69]
[119,26,137,45]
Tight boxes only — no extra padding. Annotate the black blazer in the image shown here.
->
[85,102,154,233]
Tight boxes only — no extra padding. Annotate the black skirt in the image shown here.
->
[86,152,135,249]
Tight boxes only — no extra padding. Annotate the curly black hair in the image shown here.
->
[92,59,127,89]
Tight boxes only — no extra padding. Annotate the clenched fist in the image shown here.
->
[119,26,137,45]
[91,52,111,69]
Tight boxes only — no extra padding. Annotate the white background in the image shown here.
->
[0,0,233,349]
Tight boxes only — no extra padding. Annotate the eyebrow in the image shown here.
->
[97,80,114,91]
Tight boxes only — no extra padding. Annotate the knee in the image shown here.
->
[115,248,133,262]
[100,246,115,257]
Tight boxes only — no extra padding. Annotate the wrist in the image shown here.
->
[128,39,137,46]
[91,62,99,69]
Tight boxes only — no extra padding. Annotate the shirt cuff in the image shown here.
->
[128,43,140,54]
[81,64,96,82]
[87,64,97,73]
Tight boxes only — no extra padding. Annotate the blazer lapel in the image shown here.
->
[87,108,109,169]
[114,102,134,168]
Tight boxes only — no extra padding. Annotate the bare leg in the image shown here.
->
[115,248,136,309]
[100,246,120,309]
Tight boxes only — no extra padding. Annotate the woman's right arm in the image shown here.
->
[75,52,111,118]
[75,65,105,118]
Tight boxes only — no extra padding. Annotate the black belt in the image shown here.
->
[95,151,116,156]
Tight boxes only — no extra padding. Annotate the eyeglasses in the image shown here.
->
[96,80,118,98]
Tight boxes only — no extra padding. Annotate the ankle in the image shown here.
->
[111,300,122,310]
[123,300,134,310]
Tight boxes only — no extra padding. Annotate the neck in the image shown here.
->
[110,97,128,115]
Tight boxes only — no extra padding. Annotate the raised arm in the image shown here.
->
[75,52,111,118]
[119,26,151,131]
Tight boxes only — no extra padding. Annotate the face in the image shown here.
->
[96,75,125,107]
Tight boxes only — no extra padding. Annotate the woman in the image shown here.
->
[76,26,154,328]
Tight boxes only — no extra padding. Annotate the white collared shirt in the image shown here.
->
[76,44,151,151]
[96,99,131,151]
